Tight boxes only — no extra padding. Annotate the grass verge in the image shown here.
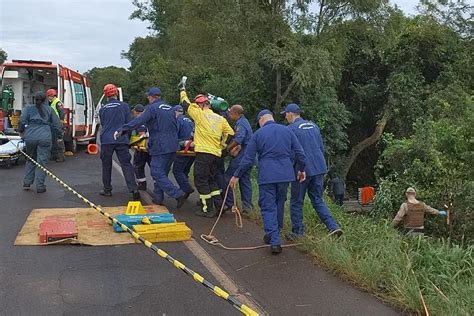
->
[245,182,473,315]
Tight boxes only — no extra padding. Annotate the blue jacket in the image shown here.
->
[177,114,194,142]
[233,115,254,163]
[235,121,305,185]
[288,117,327,176]
[20,102,62,142]
[99,98,132,145]
[119,99,179,155]
[234,115,253,148]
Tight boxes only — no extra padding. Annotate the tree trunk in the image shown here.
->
[274,68,281,112]
[342,107,391,179]
[274,75,297,114]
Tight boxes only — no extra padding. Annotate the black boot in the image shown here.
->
[176,194,186,209]
[137,181,147,191]
[100,190,112,197]
[195,197,217,218]
[131,190,140,201]
[271,245,282,255]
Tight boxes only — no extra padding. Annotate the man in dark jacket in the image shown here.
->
[98,84,139,200]
[116,87,186,208]
[230,110,306,254]
[282,103,342,238]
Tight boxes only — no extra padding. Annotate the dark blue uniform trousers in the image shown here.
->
[224,157,253,209]
[172,156,194,194]
[290,174,339,234]
[151,153,184,203]
[133,151,151,183]
[259,182,288,246]
[100,144,137,192]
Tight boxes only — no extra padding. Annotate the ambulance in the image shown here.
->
[0,59,103,152]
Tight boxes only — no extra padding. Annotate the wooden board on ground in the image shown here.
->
[14,204,168,246]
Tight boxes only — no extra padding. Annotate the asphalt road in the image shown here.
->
[0,148,399,315]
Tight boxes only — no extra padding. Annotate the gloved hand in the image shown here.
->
[178,76,187,91]
[113,130,122,140]
[439,209,447,216]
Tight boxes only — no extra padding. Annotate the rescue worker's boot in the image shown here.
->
[271,245,282,255]
[195,197,217,218]
[137,181,147,191]
[131,190,140,201]
[100,190,112,197]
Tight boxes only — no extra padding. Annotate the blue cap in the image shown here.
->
[256,109,273,121]
[173,105,183,112]
[134,104,145,112]
[280,103,301,114]
[147,87,161,96]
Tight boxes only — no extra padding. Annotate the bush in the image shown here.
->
[373,106,474,243]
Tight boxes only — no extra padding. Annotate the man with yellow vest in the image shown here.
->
[46,89,65,162]
[180,89,234,217]
[392,187,447,235]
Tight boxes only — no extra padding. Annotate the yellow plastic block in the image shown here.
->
[125,201,146,215]
[132,223,192,242]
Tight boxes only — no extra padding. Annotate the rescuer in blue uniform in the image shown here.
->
[115,87,186,208]
[172,105,195,199]
[225,104,254,213]
[130,104,151,191]
[282,103,342,237]
[98,84,139,200]
[230,110,306,254]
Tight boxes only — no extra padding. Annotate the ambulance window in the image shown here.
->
[73,82,85,105]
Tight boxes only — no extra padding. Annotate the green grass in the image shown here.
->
[239,178,474,315]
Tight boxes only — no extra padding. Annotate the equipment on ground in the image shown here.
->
[358,186,375,205]
[113,213,176,232]
[39,218,78,243]
[87,143,99,155]
[133,222,192,242]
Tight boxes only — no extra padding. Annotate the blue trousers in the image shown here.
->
[133,151,151,183]
[290,174,339,234]
[172,156,194,194]
[100,144,137,192]
[24,139,52,190]
[151,153,184,203]
[259,182,289,246]
[224,157,253,209]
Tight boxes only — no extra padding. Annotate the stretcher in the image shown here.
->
[0,135,24,168]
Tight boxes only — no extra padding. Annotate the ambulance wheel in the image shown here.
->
[14,158,19,165]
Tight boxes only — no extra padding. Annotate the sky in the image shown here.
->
[0,0,433,73]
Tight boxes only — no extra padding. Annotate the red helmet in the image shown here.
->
[103,84,118,97]
[194,94,208,104]
[46,89,57,97]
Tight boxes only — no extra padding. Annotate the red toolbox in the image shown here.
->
[39,218,78,243]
